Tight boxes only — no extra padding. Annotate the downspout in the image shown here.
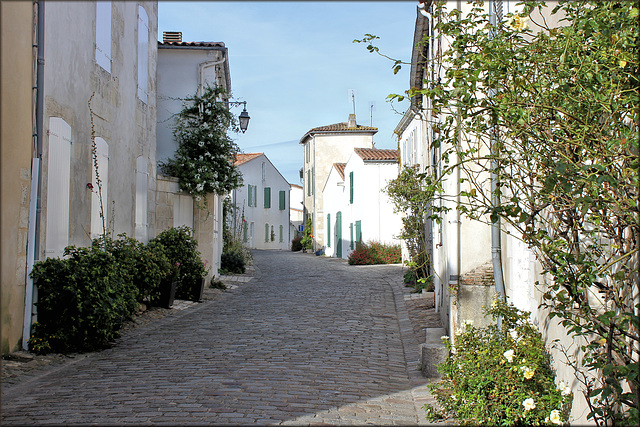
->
[23,0,45,350]
[490,0,506,303]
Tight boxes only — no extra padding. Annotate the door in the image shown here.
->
[336,211,342,258]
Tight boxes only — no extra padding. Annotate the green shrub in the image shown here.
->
[220,249,246,274]
[348,240,402,265]
[291,235,303,252]
[29,242,134,354]
[150,226,206,301]
[300,218,313,250]
[425,298,572,425]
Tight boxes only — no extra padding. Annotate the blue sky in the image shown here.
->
[158,1,417,184]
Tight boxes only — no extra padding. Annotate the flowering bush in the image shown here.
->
[159,85,242,206]
[425,298,572,425]
[348,240,401,265]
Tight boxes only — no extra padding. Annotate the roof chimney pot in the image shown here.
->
[163,31,182,43]
[348,113,357,128]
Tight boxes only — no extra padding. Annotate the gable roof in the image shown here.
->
[235,152,263,166]
[333,163,346,180]
[354,148,398,162]
[299,121,378,144]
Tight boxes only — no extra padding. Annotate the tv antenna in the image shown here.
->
[369,101,376,126]
[348,89,357,115]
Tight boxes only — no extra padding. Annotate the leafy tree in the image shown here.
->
[359,1,638,424]
[160,85,243,206]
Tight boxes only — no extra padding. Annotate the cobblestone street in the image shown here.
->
[2,250,443,425]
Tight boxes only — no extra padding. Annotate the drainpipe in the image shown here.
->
[23,0,45,350]
[490,0,506,304]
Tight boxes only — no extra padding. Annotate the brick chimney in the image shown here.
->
[163,31,182,43]
[348,113,357,128]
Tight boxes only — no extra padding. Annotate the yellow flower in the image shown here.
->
[550,409,563,425]
[521,366,535,379]
[522,398,536,411]
[507,15,529,32]
[619,60,627,68]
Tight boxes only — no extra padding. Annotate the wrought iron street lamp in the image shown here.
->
[229,101,250,133]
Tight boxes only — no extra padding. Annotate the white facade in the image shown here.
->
[156,35,232,277]
[299,114,376,250]
[323,149,402,260]
[290,183,304,239]
[232,153,290,250]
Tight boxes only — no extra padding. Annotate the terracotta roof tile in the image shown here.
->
[235,152,263,166]
[333,163,346,180]
[309,122,378,133]
[354,148,398,162]
[158,41,226,48]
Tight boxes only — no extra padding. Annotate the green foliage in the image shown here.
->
[221,196,252,274]
[220,250,246,274]
[360,1,638,423]
[159,85,243,206]
[291,235,303,252]
[300,218,314,250]
[348,240,402,265]
[150,226,206,301]
[426,299,572,425]
[210,278,227,290]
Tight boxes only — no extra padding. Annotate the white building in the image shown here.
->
[299,114,377,251]
[290,183,304,240]
[232,153,290,250]
[156,31,232,277]
[323,148,402,259]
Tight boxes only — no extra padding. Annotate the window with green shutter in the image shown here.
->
[350,223,354,249]
[279,190,285,210]
[265,223,269,242]
[327,214,331,248]
[355,220,362,243]
[247,185,253,207]
[279,225,283,243]
[264,187,271,208]
[349,171,354,204]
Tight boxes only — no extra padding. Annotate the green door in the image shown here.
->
[336,211,342,258]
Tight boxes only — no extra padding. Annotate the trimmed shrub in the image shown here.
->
[291,235,303,252]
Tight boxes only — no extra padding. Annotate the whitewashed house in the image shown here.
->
[405,1,591,422]
[289,183,304,240]
[156,31,232,277]
[231,153,290,250]
[299,114,377,251]
[323,148,402,260]
[2,1,159,353]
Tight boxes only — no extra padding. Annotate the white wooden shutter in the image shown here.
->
[95,1,111,72]
[173,194,194,228]
[45,118,71,258]
[137,5,149,103]
[91,137,109,238]
[135,156,148,242]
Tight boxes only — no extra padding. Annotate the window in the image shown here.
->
[349,171,354,204]
[173,194,193,228]
[279,190,286,210]
[95,1,111,72]
[135,156,148,242]
[271,225,275,242]
[327,214,331,247]
[265,223,269,242]
[247,184,253,207]
[46,118,71,259]
[307,171,311,196]
[264,187,271,208]
[91,137,109,239]
[355,220,362,243]
[137,5,149,103]
[279,225,283,243]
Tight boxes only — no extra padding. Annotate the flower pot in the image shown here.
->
[192,278,206,302]
[159,280,177,308]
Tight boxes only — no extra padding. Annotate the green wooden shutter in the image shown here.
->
[327,214,331,247]
[355,220,362,243]
[247,185,253,207]
[349,171,354,204]
[265,223,269,242]
[350,223,354,249]
[279,225,283,243]
[264,187,271,208]
[279,190,285,210]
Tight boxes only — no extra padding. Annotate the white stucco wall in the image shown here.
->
[233,154,290,250]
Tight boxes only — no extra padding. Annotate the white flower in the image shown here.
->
[196,183,204,192]
[550,409,562,425]
[451,394,457,401]
[441,335,449,341]
[557,380,571,396]
[198,140,204,147]
[522,398,536,411]
[503,349,515,363]
[509,328,520,342]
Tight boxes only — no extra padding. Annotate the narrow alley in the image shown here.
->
[2,250,440,425]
